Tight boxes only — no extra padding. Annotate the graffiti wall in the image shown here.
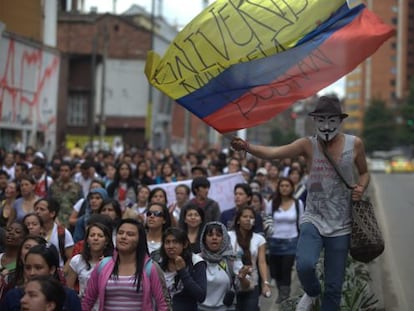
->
[0,33,60,149]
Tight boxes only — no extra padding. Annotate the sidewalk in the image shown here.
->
[259,269,302,311]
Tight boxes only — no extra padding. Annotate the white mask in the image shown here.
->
[314,116,342,142]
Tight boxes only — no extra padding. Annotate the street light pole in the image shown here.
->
[145,0,156,147]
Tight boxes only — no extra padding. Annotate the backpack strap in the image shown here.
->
[98,256,112,274]
[144,259,153,278]
[57,225,67,263]
[96,257,152,277]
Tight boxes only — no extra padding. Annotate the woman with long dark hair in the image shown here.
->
[154,162,177,184]
[98,199,122,245]
[66,223,114,310]
[22,213,44,237]
[8,175,38,225]
[178,203,205,254]
[229,206,271,311]
[148,187,168,206]
[267,177,304,304]
[12,235,47,288]
[81,219,171,311]
[106,162,137,211]
[159,227,206,311]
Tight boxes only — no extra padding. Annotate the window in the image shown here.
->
[67,92,89,126]
[158,93,173,114]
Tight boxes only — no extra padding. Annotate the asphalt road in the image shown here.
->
[371,172,414,311]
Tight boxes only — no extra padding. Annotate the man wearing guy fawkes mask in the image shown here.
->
[310,96,348,143]
[230,95,370,311]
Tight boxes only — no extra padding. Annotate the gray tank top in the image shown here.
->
[301,135,355,237]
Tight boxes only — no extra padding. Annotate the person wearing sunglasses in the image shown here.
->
[145,203,171,263]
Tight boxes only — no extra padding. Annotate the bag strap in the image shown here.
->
[57,225,67,263]
[294,199,300,233]
[318,138,354,190]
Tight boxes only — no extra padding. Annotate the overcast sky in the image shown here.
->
[83,0,213,27]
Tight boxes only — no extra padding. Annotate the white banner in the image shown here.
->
[148,172,245,212]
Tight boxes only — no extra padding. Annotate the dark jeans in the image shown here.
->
[236,286,259,311]
[296,223,350,311]
[269,254,295,287]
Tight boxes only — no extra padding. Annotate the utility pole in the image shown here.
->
[90,34,97,149]
[113,0,117,14]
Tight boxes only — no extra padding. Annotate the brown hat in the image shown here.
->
[308,96,348,118]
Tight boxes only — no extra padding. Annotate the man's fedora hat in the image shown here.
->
[308,96,348,118]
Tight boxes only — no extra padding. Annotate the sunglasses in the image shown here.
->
[146,210,164,218]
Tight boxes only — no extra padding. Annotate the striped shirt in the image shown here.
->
[104,275,143,311]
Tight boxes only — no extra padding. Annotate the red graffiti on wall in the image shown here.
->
[0,38,59,126]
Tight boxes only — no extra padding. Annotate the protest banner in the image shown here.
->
[148,172,245,211]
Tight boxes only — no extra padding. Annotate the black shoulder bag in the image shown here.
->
[319,139,385,263]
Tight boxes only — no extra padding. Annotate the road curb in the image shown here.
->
[368,175,407,311]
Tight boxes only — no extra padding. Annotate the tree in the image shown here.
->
[362,98,395,153]
[269,126,299,146]
[396,78,414,145]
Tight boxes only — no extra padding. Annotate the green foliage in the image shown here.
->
[362,98,395,153]
[280,255,379,311]
[395,78,414,145]
[269,127,299,146]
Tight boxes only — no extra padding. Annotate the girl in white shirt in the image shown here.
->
[198,221,239,311]
[66,222,114,310]
[229,206,271,311]
[266,177,304,304]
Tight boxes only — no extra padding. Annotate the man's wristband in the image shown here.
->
[243,140,250,152]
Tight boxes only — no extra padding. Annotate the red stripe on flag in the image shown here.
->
[203,9,395,133]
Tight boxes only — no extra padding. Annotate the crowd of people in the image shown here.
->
[0,96,369,311]
[0,139,307,311]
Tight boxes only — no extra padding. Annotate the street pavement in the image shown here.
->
[369,173,414,311]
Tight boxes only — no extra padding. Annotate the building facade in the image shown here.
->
[344,0,413,135]
[0,0,60,156]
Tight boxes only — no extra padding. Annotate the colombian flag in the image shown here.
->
[145,0,395,133]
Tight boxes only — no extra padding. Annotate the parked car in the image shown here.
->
[368,158,389,173]
[388,156,414,173]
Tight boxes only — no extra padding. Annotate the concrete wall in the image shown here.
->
[0,32,60,152]
[96,58,148,116]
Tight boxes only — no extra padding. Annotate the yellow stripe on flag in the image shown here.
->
[145,0,347,100]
